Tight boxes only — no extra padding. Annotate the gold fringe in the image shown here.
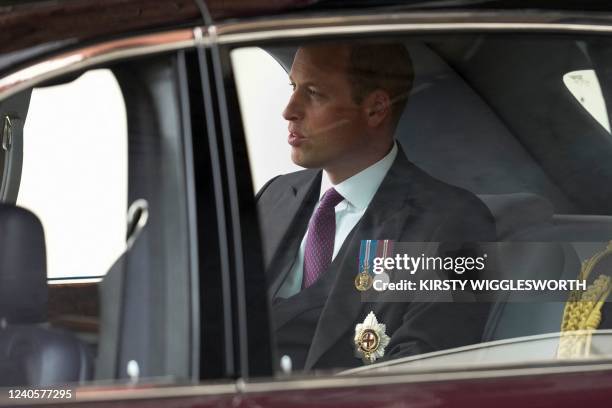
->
[557,242,612,359]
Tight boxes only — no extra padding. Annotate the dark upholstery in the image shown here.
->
[0,204,47,324]
[391,43,588,342]
[518,214,612,242]
[479,210,612,341]
[478,193,554,240]
[398,43,575,212]
[476,194,580,341]
[0,326,92,386]
[0,203,92,386]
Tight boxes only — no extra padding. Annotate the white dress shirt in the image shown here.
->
[276,143,398,298]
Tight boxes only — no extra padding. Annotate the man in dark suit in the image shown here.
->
[256,42,496,372]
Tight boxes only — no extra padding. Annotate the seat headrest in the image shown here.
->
[477,193,554,239]
[0,204,47,324]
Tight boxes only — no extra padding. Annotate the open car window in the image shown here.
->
[230,33,612,375]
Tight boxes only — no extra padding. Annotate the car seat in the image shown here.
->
[0,203,93,386]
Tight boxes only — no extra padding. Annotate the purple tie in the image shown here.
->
[302,188,345,288]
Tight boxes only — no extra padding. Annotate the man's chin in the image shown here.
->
[291,154,318,170]
[291,150,308,168]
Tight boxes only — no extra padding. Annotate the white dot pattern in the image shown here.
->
[302,188,344,288]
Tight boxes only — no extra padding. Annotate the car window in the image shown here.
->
[230,34,612,376]
[0,48,203,389]
[563,69,611,133]
[18,69,127,279]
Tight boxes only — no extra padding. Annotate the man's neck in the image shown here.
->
[324,142,394,185]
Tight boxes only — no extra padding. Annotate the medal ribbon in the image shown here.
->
[358,240,378,276]
[376,239,394,267]
[357,240,395,285]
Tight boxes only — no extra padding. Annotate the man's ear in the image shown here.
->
[363,90,391,127]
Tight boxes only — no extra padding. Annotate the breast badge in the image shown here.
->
[354,311,390,364]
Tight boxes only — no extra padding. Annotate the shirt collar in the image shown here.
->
[320,142,398,210]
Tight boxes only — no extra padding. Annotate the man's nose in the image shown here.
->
[282,92,303,121]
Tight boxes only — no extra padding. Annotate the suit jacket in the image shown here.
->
[256,147,496,371]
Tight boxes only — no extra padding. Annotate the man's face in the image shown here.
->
[283,46,369,170]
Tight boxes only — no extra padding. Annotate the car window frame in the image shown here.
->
[195,26,275,380]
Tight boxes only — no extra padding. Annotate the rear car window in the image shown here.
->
[563,69,611,133]
[0,49,197,389]
[18,69,127,279]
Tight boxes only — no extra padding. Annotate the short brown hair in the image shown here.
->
[345,42,414,126]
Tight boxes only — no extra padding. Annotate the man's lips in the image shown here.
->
[288,131,306,147]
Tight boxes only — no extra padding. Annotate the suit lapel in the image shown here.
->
[266,170,321,298]
[304,152,423,369]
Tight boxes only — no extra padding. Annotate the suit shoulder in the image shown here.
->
[255,175,281,201]
[256,169,319,202]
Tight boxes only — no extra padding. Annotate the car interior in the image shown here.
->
[0,52,204,387]
[2,32,612,387]
[264,35,612,345]
[0,203,94,386]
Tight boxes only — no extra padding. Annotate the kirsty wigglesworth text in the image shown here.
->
[373,279,586,292]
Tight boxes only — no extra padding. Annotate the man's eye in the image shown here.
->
[289,82,296,91]
[308,88,319,96]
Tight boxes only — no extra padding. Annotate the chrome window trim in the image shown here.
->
[3,15,612,101]
[0,29,197,101]
[214,21,612,45]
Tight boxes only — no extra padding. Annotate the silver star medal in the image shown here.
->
[354,311,390,364]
